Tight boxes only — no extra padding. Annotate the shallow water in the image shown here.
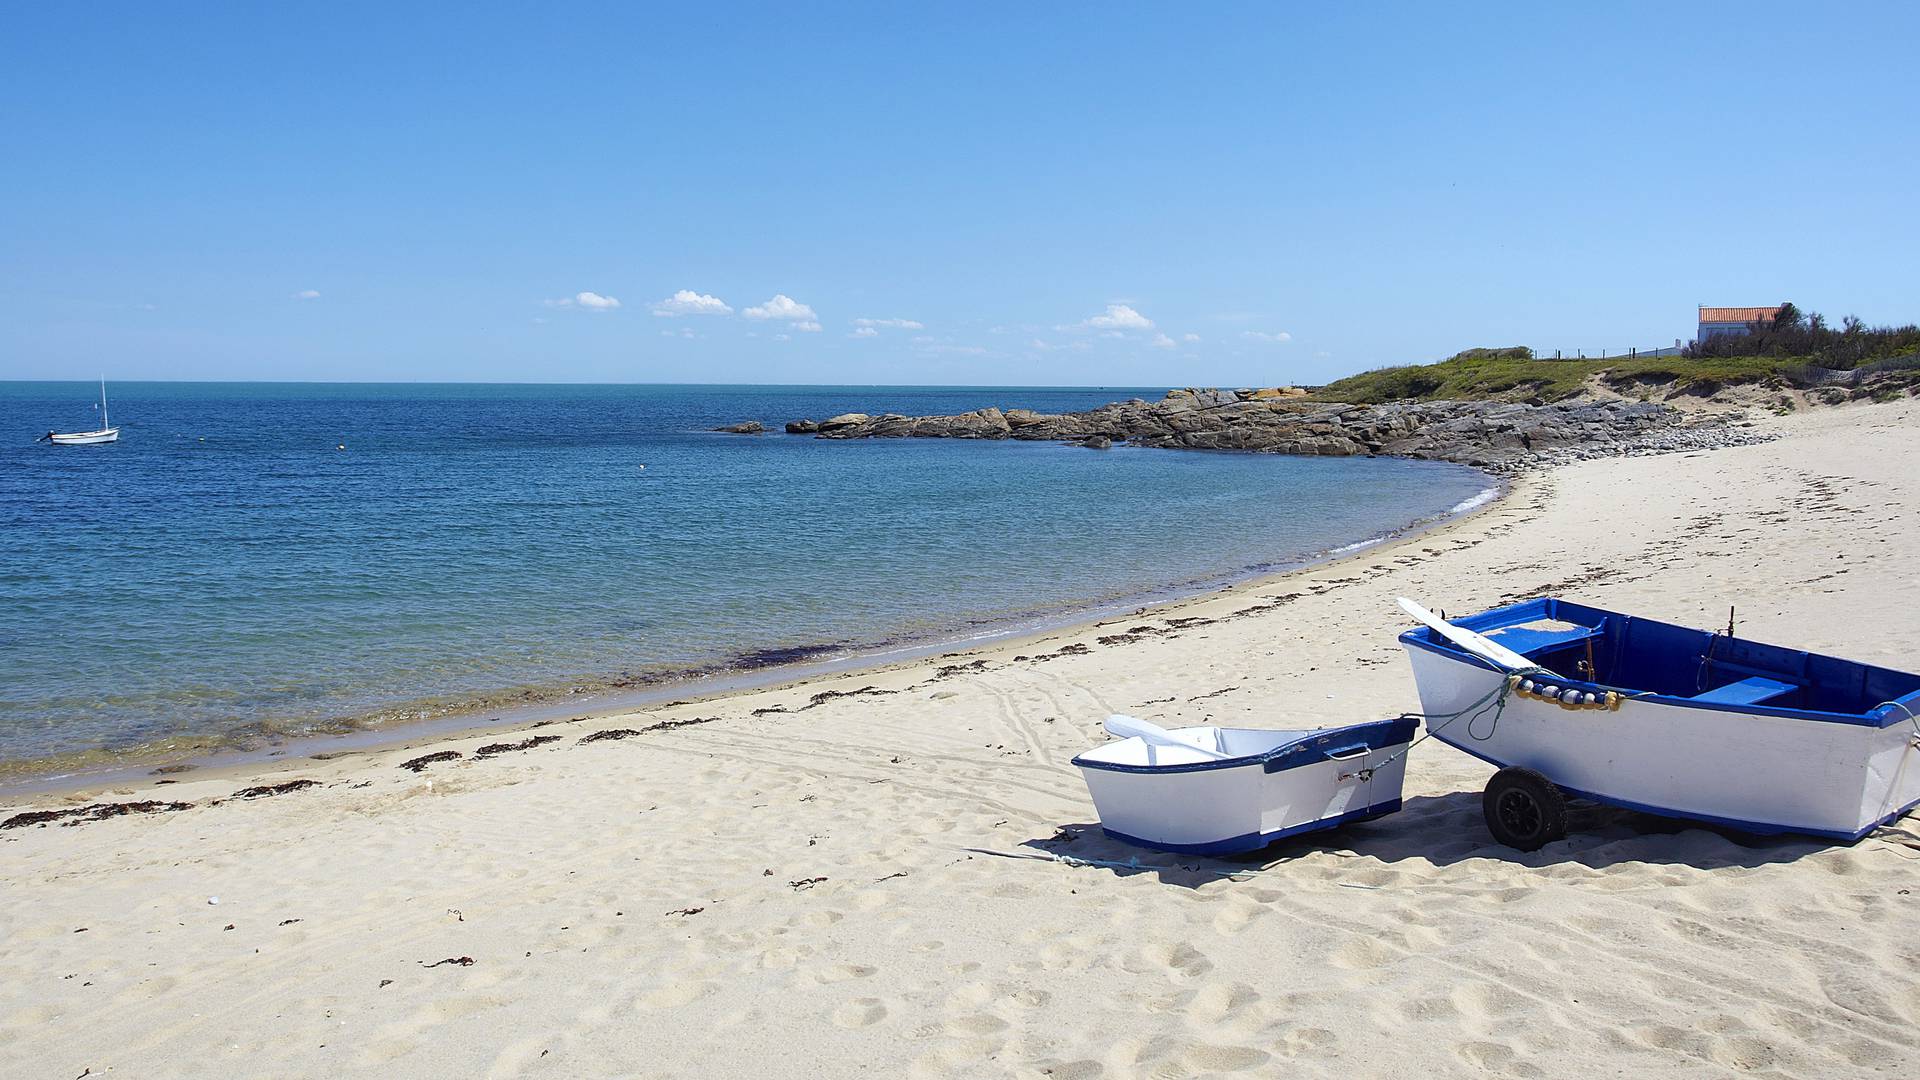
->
[0,382,1493,765]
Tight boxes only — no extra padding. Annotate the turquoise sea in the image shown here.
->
[0,382,1494,770]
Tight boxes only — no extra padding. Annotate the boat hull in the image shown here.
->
[48,427,119,445]
[1402,643,1920,840]
[1073,720,1415,854]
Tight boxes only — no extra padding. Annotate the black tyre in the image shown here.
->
[1483,767,1568,851]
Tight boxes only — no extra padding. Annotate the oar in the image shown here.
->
[1103,714,1231,759]
[1396,597,1533,672]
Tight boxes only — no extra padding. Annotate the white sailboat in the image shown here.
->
[43,378,120,445]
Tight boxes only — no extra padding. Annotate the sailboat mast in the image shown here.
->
[99,376,109,430]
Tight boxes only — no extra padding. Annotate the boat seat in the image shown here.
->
[1690,676,1797,707]
[1482,620,1606,658]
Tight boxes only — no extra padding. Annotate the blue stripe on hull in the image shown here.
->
[1100,800,1403,856]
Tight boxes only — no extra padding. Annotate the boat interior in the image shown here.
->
[1417,597,1920,722]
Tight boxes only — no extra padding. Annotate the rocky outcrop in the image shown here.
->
[714,421,765,435]
[796,388,1768,472]
[784,419,820,434]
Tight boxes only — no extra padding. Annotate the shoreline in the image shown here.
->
[2,468,1509,798]
[6,399,1918,1078]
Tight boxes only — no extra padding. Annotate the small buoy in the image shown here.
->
[637,464,645,470]
[336,443,346,451]
[1519,678,1535,693]
[1538,685,1558,698]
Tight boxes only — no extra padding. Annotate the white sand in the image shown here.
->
[5,400,1919,1079]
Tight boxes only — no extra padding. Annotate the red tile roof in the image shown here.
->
[1698,306,1782,324]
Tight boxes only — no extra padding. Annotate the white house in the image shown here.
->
[1698,305,1782,342]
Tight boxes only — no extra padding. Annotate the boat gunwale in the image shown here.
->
[1071,717,1418,776]
[1398,605,1920,730]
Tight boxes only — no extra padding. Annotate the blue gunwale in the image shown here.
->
[1398,596,1920,729]
[1072,717,1417,775]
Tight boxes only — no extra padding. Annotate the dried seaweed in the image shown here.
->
[578,728,644,743]
[231,779,320,799]
[421,956,475,968]
[397,750,462,773]
[1,800,193,830]
[473,735,561,759]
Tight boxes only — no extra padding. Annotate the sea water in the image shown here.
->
[0,382,1493,769]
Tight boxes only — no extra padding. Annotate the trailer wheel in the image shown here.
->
[1483,767,1567,851]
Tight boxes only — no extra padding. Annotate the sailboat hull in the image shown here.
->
[49,427,119,445]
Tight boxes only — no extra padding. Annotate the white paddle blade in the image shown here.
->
[1396,597,1533,672]
[1103,714,1230,759]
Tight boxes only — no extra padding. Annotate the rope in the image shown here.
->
[1875,699,1920,741]
[1360,667,1546,777]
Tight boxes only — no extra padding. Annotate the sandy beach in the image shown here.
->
[5,399,1918,1079]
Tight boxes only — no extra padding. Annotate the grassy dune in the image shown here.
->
[1311,347,1919,405]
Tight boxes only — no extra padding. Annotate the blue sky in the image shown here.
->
[4,3,1916,386]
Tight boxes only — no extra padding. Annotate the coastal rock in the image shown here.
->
[714,421,765,434]
[791,389,1762,472]
[785,419,820,434]
[1083,435,1112,449]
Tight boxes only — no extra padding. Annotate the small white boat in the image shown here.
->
[43,378,119,445]
[1400,597,1920,848]
[1072,716,1415,854]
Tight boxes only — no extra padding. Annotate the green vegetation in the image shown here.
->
[1686,302,1920,367]
[1312,336,1920,406]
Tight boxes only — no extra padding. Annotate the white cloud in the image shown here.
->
[1241,330,1293,343]
[1084,303,1153,330]
[773,333,792,341]
[850,326,879,338]
[651,289,732,317]
[659,327,697,339]
[547,291,622,311]
[743,294,817,323]
[293,289,320,300]
[1150,333,1178,349]
[794,320,822,333]
[851,317,924,330]
[1183,332,1201,343]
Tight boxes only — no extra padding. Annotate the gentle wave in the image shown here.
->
[1448,487,1501,515]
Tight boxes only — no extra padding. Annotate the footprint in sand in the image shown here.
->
[637,980,713,1010]
[831,997,889,1028]
[1124,941,1212,979]
[1453,1039,1537,1075]
[808,962,877,984]
[1187,982,1260,1027]
[1178,1042,1270,1073]
[1276,1027,1337,1057]
[1328,936,1398,970]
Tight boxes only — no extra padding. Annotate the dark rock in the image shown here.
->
[1083,435,1112,449]
[714,421,764,435]
[792,389,1756,472]
[785,419,820,434]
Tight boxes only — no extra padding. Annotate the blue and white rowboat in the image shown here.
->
[1401,597,1920,846]
[1073,717,1416,854]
